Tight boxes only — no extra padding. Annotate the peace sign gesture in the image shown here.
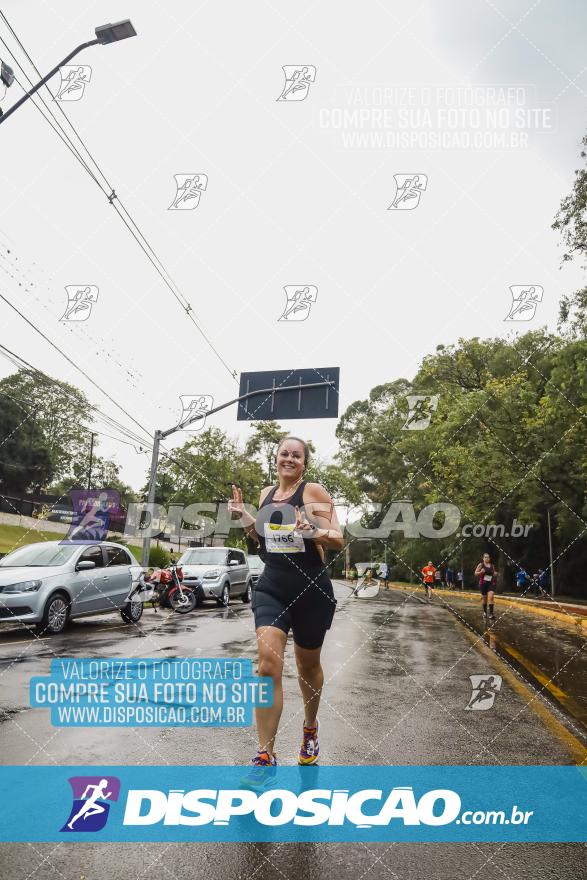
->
[294,505,320,538]
[228,484,246,517]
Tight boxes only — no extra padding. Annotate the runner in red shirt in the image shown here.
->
[421,561,437,598]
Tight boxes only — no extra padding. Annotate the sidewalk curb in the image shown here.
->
[384,582,587,630]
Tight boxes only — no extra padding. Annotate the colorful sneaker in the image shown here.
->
[298,719,320,765]
[241,750,277,789]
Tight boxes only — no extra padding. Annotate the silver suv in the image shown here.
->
[177,547,252,607]
[0,541,143,635]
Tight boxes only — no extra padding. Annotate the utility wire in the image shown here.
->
[0,13,237,381]
[0,341,152,449]
[0,295,154,441]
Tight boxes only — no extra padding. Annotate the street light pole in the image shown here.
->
[547,507,555,597]
[141,430,162,566]
[138,380,335,567]
[87,432,97,490]
[0,20,136,125]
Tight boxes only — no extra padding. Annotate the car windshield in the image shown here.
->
[180,549,227,565]
[247,557,263,570]
[0,543,79,567]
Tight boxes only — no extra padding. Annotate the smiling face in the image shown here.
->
[276,438,306,483]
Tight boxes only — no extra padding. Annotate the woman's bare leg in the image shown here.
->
[293,643,324,727]
[255,625,287,757]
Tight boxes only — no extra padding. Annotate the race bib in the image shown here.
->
[264,523,305,553]
[483,574,493,582]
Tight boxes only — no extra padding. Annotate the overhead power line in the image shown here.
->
[0,298,154,444]
[0,341,151,449]
[0,12,237,381]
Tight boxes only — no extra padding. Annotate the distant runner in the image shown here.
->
[515,567,528,593]
[378,561,389,588]
[421,561,436,598]
[475,553,498,623]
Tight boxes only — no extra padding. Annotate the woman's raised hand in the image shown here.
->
[294,505,319,537]
[228,484,245,516]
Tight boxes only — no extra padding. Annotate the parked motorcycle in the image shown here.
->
[129,558,196,614]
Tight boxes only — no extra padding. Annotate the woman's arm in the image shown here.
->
[296,483,344,551]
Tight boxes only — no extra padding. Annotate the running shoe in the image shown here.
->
[241,750,277,789]
[299,719,320,765]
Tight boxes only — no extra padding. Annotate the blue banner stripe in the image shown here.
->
[0,766,585,842]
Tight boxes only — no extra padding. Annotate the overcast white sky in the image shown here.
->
[0,0,585,491]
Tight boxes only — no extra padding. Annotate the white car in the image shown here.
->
[0,541,143,635]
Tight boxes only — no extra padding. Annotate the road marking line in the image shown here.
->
[497,638,587,727]
[457,620,587,764]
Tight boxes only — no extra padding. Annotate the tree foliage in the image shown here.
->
[552,131,587,337]
[336,333,587,595]
[0,394,53,494]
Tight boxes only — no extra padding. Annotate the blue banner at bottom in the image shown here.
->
[0,766,585,842]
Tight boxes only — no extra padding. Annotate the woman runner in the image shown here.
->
[474,552,498,623]
[229,436,344,767]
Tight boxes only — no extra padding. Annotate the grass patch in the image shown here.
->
[0,524,143,560]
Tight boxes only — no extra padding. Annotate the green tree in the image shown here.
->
[150,426,264,507]
[0,369,91,483]
[552,130,587,337]
[0,395,53,494]
[244,421,289,484]
[336,334,587,596]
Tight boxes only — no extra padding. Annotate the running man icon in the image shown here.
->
[465,674,503,710]
[388,174,428,210]
[61,776,120,832]
[279,285,318,321]
[168,174,208,210]
[277,65,316,101]
[55,65,92,101]
[67,780,112,829]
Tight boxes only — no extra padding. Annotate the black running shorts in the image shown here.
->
[252,567,337,649]
[479,580,495,596]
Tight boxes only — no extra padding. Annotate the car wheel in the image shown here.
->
[120,599,144,624]
[38,593,70,635]
[242,581,252,604]
[217,584,230,607]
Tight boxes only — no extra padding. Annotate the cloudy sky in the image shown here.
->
[0,0,585,491]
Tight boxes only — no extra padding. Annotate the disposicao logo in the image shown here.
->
[122,785,462,827]
[61,776,120,832]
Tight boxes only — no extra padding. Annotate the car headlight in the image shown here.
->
[202,569,221,579]
[1,580,43,593]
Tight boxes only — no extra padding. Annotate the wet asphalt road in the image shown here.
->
[406,586,587,734]
[0,582,585,879]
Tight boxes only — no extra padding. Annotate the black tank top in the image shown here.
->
[256,481,323,572]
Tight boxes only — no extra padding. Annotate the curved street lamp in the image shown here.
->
[0,19,136,124]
